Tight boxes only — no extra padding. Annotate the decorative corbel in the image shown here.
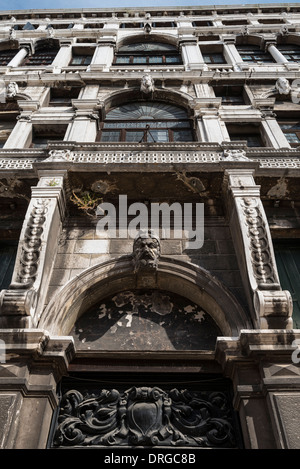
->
[223,169,293,329]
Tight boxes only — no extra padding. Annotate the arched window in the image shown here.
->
[114,42,182,65]
[98,102,194,143]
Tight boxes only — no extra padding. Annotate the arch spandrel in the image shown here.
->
[39,256,251,339]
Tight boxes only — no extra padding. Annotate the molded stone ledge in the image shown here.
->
[216,329,300,364]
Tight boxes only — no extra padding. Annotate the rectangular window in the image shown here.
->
[237,46,275,63]
[31,125,67,148]
[0,50,17,66]
[23,49,59,66]
[279,121,300,147]
[277,45,300,62]
[203,53,226,64]
[49,87,81,106]
[70,55,92,65]
[227,123,264,147]
[214,85,245,104]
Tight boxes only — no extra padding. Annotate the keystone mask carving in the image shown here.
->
[141,74,155,95]
[132,230,160,273]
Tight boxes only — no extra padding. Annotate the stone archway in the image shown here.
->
[39,256,250,338]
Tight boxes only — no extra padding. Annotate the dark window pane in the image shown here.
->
[173,130,193,142]
[100,131,121,142]
[0,50,17,66]
[132,56,147,64]
[125,131,144,142]
[70,55,92,65]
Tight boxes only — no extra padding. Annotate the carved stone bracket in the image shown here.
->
[223,169,293,329]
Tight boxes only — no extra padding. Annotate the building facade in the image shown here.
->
[0,3,300,450]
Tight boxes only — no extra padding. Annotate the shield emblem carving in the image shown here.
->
[126,387,165,445]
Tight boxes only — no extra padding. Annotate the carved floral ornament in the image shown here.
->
[17,198,49,286]
[241,197,276,285]
[53,386,237,448]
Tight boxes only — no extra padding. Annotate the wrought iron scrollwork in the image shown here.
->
[53,386,237,448]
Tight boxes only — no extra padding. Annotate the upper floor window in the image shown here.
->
[69,47,94,66]
[203,52,226,64]
[226,123,264,147]
[279,120,300,147]
[114,42,182,65]
[277,44,300,62]
[23,47,59,66]
[31,124,67,148]
[98,102,193,143]
[214,85,245,104]
[236,44,275,63]
[222,19,248,25]
[49,87,81,106]
[0,49,17,66]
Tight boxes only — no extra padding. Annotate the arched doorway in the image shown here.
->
[42,257,247,449]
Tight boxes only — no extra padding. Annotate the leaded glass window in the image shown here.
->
[98,102,193,143]
[114,42,182,65]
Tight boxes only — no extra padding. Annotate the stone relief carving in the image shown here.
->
[259,77,291,99]
[275,77,291,95]
[53,386,237,448]
[223,149,249,161]
[16,199,49,286]
[241,197,276,285]
[132,230,160,273]
[6,82,19,98]
[176,170,206,193]
[45,149,71,162]
[140,74,155,95]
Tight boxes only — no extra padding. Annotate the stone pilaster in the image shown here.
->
[223,169,293,329]
[0,170,67,328]
[179,36,206,71]
[89,37,116,72]
[0,329,75,449]
[216,330,300,449]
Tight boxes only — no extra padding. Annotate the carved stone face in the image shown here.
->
[133,232,160,273]
[275,77,291,95]
[141,74,155,94]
